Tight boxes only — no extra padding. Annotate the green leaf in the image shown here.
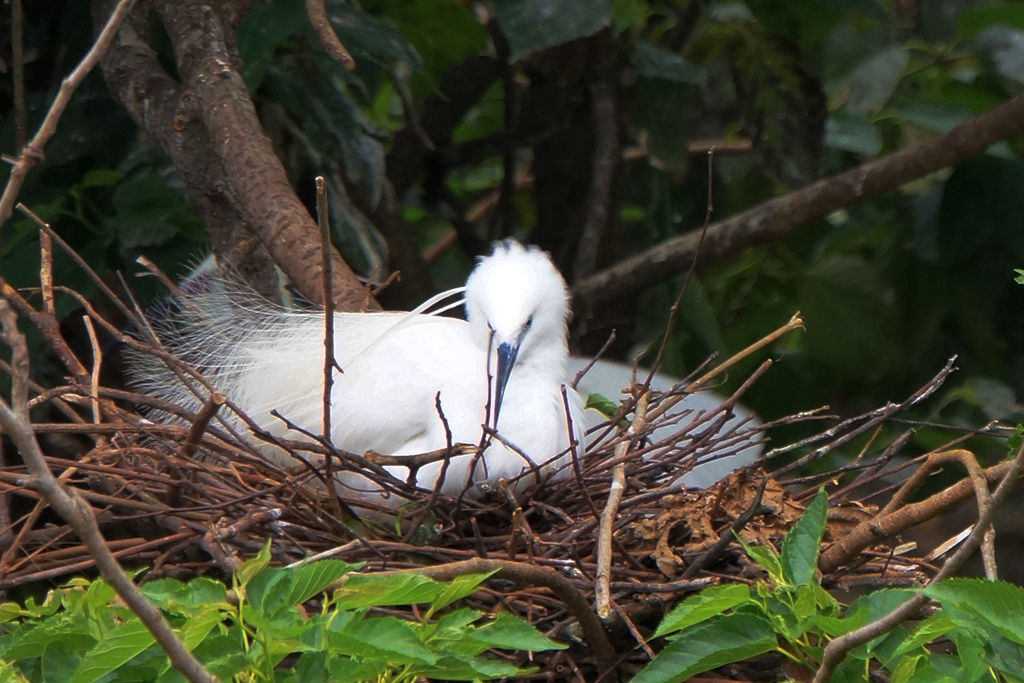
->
[467,612,566,651]
[958,2,1024,38]
[797,254,902,380]
[825,112,882,155]
[835,45,908,115]
[327,1,422,67]
[69,620,154,683]
[631,42,704,84]
[325,612,437,665]
[493,0,613,62]
[429,570,496,613]
[286,560,352,608]
[741,541,784,583]
[633,613,777,683]
[332,573,443,609]
[237,0,307,89]
[651,583,753,639]
[236,540,273,589]
[781,488,828,586]
[925,578,1024,644]
[892,613,957,658]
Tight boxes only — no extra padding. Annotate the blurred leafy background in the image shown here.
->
[3,0,1024,465]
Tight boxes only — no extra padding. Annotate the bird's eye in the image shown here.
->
[524,315,534,329]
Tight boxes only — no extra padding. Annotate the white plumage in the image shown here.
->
[129,241,585,505]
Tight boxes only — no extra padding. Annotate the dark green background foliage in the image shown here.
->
[3,0,1024,455]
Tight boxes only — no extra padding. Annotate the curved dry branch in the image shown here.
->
[573,90,1024,311]
[819,457,1014,574]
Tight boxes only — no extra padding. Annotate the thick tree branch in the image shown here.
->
[819,458,1014,574]
[95,0,376,310]
[573,90,1024,311]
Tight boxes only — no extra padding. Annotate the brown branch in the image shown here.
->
[819,457,1015,574]
[304,0,355,69]
[0,300,217,683]
[814,438,1024,681]
[573,90,1024,310]
[0,0,137,230]
[95,0,375,310]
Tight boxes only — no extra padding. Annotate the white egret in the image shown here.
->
[129,241,585,505]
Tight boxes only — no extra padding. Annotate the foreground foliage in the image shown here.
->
[638,489,1024,682]
[0,543,563,682]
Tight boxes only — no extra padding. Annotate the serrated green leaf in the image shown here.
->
[286,560,352,609]
[236,540,273,589]
[925,578,1024,644]
[69,619,154,683]
[781,488,828,586]
[651,583,753,639]
[429,570,496,613]
[332,573,443,609]
[326,612,436,665]
[634,613,777,683]
[738,534,783,583]
[467,612,566,652]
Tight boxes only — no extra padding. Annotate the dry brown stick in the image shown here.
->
[640,313,802,428]
[81,314,103,426]
[0,299,216,683]
[0,0,137,229]
[372,558,617,678]
[813,437,1024,681]
[574,90,1024,309]
[596,393,646,620]
[819,459,1014,574]
[304,0,355,69]
[878,449,996,578]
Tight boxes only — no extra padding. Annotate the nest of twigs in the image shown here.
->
[0,257,1013,680]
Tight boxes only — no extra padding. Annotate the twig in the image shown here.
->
[315,175,343,519]
[304,0,355,69]
[81,314,103,426]
[0,299,216,683]
[596,393,646,620]
[0,0,137,229]
[571,329,616,389]
[819,457,1014,574]
[644,148,716,386]
[813,438,1024,681]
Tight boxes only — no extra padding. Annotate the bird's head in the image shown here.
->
[465,241,571,423]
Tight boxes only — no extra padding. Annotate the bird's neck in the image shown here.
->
[508,342,568,384]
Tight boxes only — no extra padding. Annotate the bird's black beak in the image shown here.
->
[493,340,520,427]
